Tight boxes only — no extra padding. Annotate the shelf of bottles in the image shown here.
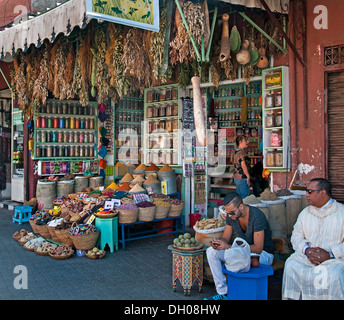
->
[143,84,181,166]
[33,100,98,160]
[262,66,290,171]
[115,96,144,164]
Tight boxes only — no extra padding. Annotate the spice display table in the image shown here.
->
[119,215,185,251]
[168,245,205,296]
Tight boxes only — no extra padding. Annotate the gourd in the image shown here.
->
[236,40,250,65]
[257,47,269,69]
[219,14,230,62]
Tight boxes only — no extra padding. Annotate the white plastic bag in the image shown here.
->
[224,237,251,273]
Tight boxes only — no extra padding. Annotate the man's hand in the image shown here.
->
[305,247,331,265]
[210,239,230,251]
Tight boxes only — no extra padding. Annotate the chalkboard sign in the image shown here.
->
[182,97,195,132]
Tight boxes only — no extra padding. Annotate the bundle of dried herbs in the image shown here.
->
[122,28,152,94]
[12,51,29,112]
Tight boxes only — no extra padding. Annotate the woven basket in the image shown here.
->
[29,219,39,234]
[118,209,139,224]
[168,202,185,217]
[47,226,60,242]
[35,223,51,239]
[138,206,156,222]
[70,230,100,250]
[49,250,74,260]
[55,228,73,247]
[154,205,170,219]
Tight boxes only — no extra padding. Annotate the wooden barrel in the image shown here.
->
[36,179,56,210]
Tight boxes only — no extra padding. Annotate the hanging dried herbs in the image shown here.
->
[170,1,205,65]
[122,28,152,94]
[12,51,29,111]
[32,44,50,107]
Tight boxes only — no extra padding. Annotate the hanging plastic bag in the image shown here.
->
[224,237,251,273]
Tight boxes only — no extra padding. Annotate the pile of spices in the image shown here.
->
[159,164,173,172]
[118,182,131,191]
[146,163,159,171]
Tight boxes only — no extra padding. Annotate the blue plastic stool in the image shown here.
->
[12,206,33,224]
[222,264,273,300]
[95,217,118,253]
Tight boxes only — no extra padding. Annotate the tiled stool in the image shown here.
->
[168,245,205,296]
[95,217,118,252]
[12,206,33,224]
[222,264,273,300]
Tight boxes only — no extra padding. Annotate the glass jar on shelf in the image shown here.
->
[274,92,282,107]
[271,129,282,147]
[172,87,178,100]
[275,150,283,167]
[265,93,274,108]
[147,105,153,118]
[265,112,274,128]
[266,150,275,167]
[275,112,282,127]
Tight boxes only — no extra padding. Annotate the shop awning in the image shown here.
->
[0,0,90,60]
[220,0,289,14]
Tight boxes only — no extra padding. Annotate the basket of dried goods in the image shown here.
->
[24,237,46,252]
[29,216,39,234]
[94,209,118,219]
[150,193,170,202]
[47,217,64,242]
[54,221,74,246]
[35,242,58,256]
[52,196,68,205]
[173,233,203,251]
[168,199,185,217]
[18,232,37,246]
[153,200,171,219]
[86,247,105,259]
[49,245,74,260]
[69,224,100,250]
[193,218,225,247]
[137,201,156,222]
[13,229,27,241]
[35,218,51,239]
[117,203,139,224]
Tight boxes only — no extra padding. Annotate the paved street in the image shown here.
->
[0,206,281,300]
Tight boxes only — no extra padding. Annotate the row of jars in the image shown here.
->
[265,111,282,128]
[145,150,178,165]
[117,111,143,122]
[116,124,142,135]
[36,131,96,144]
[147,119,178,133]
[146,87,178,103]
[118,98,144,110]
[215,110,261,122]
[265,92,282,108]
[215,97,261,109]
[266,150,283,167]
[36,116,95,130]
[36,145,96,158]
[38,103,96,115]
[146,104,178,118]
[148,135,179,149]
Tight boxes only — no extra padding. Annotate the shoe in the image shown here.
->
[204,293,227,300]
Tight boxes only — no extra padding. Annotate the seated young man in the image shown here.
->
[282,178,344,300]
[204,192,274,300]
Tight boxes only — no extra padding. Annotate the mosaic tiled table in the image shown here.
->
[168,245,206,296]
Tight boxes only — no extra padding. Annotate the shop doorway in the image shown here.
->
[327,71,344,202]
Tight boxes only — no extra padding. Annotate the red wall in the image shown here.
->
[0,0,31,26]
[272,0,344,190]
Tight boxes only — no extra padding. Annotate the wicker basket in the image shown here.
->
[154,205,170,219]
[138,206,156,222]
[49,250,74,260]
[118,209,139,224]
[47,226,60,242]
[35,223,51,239]
[86,252,105,259]
[70,230,100,250]
[168,202,185,217]
[29,218,39,234]
[55,228,73,247]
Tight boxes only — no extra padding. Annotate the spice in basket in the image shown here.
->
[69,224,98,236]
[137,201,155,208]
[118,182,131,191]
[135,163,147,171]
[159,164,173,172]
[35,242,57,254]
[153,200,170,207]
[118,203,137,210]
[169,199,184,205]
[107,182,119,190]
[131,175,145,185]
[121,173,134,182]
[146,163,159,171]
[259,189,279,201]
[49,245,73,257]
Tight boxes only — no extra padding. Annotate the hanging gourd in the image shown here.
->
[219,14,230,62]
[249,42,259,66]
[257,47,269,69]
[236,39,250,65]
[229,26,241,53]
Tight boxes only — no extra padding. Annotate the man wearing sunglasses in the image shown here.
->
[282,178,344,300]
[204,192,274,300]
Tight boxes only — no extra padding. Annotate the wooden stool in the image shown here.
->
[168,245,205,296]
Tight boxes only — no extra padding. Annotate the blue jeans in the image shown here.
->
[234,178,250,199]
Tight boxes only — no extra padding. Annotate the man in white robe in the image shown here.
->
[282,178,344,300]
